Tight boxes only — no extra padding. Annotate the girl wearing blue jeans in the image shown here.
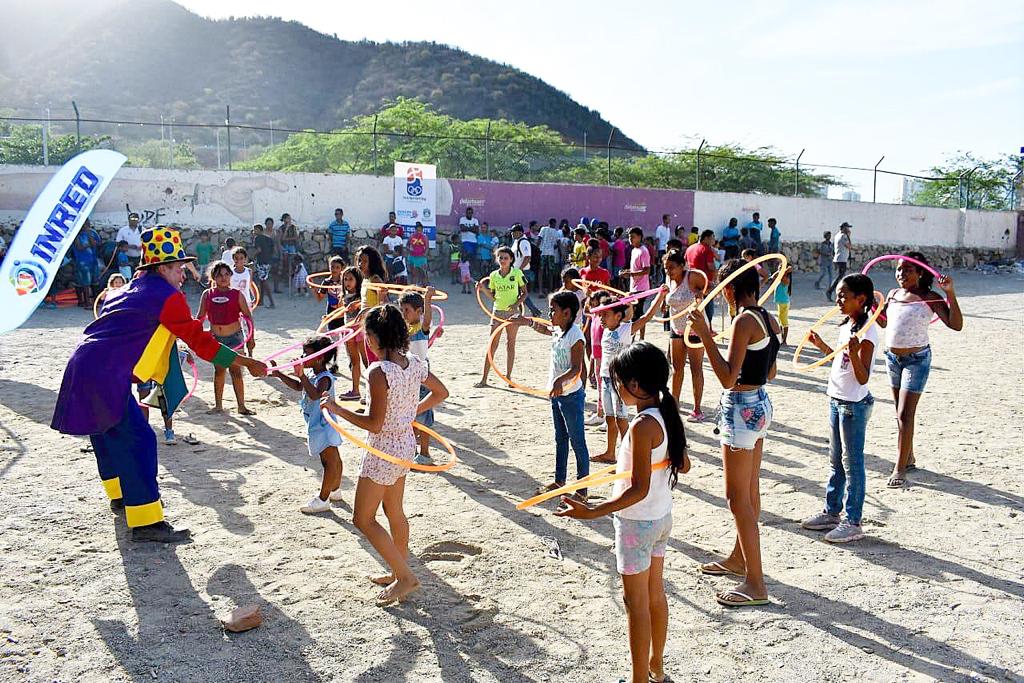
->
[878,252,962,488]
[521,291,590,498]
[801,274,879,543]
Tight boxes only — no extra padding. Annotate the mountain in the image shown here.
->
[0,0,640,151]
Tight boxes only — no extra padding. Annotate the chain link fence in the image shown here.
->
[1,102,1017,210]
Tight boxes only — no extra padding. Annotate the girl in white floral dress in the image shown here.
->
[321,304,448,604]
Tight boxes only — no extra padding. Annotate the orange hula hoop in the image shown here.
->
[248,280,261,312]
[570,278,628,298]
[517,461,670,510]
[485,318,580,398]
[792,291,885,372]
[366,281,449,301]
[92,288,107,319]
[475,282,525,323]
[684,254,789,350]
[321,409,457,473]
[305,271,344,291]
[316,305,359,334]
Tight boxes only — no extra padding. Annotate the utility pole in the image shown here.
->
[872,155,885,203]
[226,105,232,171]
[794,148,805,196]
[695,139,706,191]
[215,128,222,169]
[71,100,81,152]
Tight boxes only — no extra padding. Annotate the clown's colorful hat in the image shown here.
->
[139,226,196,269]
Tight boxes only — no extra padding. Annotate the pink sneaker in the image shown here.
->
[686,410,706,423]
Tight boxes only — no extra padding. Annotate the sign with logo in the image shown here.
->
[0,150,127,334]
[394,161,437,246]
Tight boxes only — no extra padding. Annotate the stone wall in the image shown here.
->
[778,241,1005,274]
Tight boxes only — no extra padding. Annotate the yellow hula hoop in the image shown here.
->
[321,409,458,473]
[475,281,525,323]
[366,281,449,301]
[92,288,107,319]
[316,305,359,334]
[249,281,261,311]
[684,254,789,350]
[652,270,710,324]
[516,461,670,510]
[792,291,886,372]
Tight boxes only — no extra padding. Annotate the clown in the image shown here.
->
[51,226,268,543]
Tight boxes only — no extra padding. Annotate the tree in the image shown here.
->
[912,152,1019,211]
[0,122,109,165]
[122,140,200,169]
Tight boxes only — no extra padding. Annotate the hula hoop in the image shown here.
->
[516,460,670,510]
[261,325,358,372]
[485,318,579,398]
[860,254,945,324]
[137,354,198,409]
[428,304,445,347]
[322,409,457,473]
[652,270,711,323]
[92,289,108,319]
[684,254,790,350]
[570,278,628,298]
[234,315,254,352]
[475,283,525,324]
[305,271,344,291]
[247,281,261,312]
[791,291,886,371]
[590,286,664,314]
[366,282,449,301]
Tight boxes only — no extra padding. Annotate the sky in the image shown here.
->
[177,0,1023,201]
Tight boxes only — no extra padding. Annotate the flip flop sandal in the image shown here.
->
[887,474,907,488]
[699,561,743,577]
[649,675,673,683]
[716,590,769,608]
[182,433,201,446]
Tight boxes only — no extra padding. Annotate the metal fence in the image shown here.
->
[1,101,1017,210]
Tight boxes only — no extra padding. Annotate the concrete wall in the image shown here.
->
[1,165,1016,254]
[693,191,1017,250]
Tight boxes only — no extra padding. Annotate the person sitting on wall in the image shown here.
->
[50,226,268,543]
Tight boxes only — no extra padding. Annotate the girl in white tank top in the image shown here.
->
[879,253,963,488]
[555,341,689,683]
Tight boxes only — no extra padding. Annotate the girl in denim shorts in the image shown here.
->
[557,341,689,683]
[878,252,963,488]
[688,258,781,609]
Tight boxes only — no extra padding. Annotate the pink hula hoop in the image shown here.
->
[261,325,358,371]
[861,254,945,324]
[428,304,445,347]
[589,286,663,314]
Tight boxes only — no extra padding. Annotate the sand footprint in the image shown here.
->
[419,541,482,563]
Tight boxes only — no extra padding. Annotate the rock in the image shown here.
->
[220,604,263,633]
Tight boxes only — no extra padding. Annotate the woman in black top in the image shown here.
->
[688,259,781,608]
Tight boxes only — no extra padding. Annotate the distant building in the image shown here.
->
[901,178,926,205]
[842,190,861,202]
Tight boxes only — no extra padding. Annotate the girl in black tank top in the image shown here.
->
[686,258,781,609]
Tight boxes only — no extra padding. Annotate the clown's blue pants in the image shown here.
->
[90,396,163,527]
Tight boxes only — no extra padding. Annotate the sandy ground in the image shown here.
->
[0,269,1022,683]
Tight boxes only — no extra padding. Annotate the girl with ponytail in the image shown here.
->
[801,273,879,544]
[557,341,689,683]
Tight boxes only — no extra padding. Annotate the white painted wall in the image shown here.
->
[693,191,1017,250]
[1,165,1015,250]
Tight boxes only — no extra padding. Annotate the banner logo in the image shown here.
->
[406,167,424,197]
[9,260,48,296]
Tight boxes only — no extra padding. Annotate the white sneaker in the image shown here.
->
[584,413,604,426]
[300,496,331,514]
[825,520,865,543]
[328,489,345,502]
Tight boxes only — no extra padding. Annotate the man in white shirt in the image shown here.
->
[654,214,672,285]
[538,217,561,294]
[382,224,404,280]
[115,212,143,269]
[510,223,542,316]
[458,207,480,275]
[826,222,853,301]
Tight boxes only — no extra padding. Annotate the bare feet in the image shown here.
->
[473,380,488,388]
[206,406,224,414]
[368,574,394,587]
[589,452,616,464]
[238,406,256,416]
[376,576,420,604]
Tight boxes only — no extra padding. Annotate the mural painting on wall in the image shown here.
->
[0,171,291,225]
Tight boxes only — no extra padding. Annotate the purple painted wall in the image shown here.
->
[442,179,694,234]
